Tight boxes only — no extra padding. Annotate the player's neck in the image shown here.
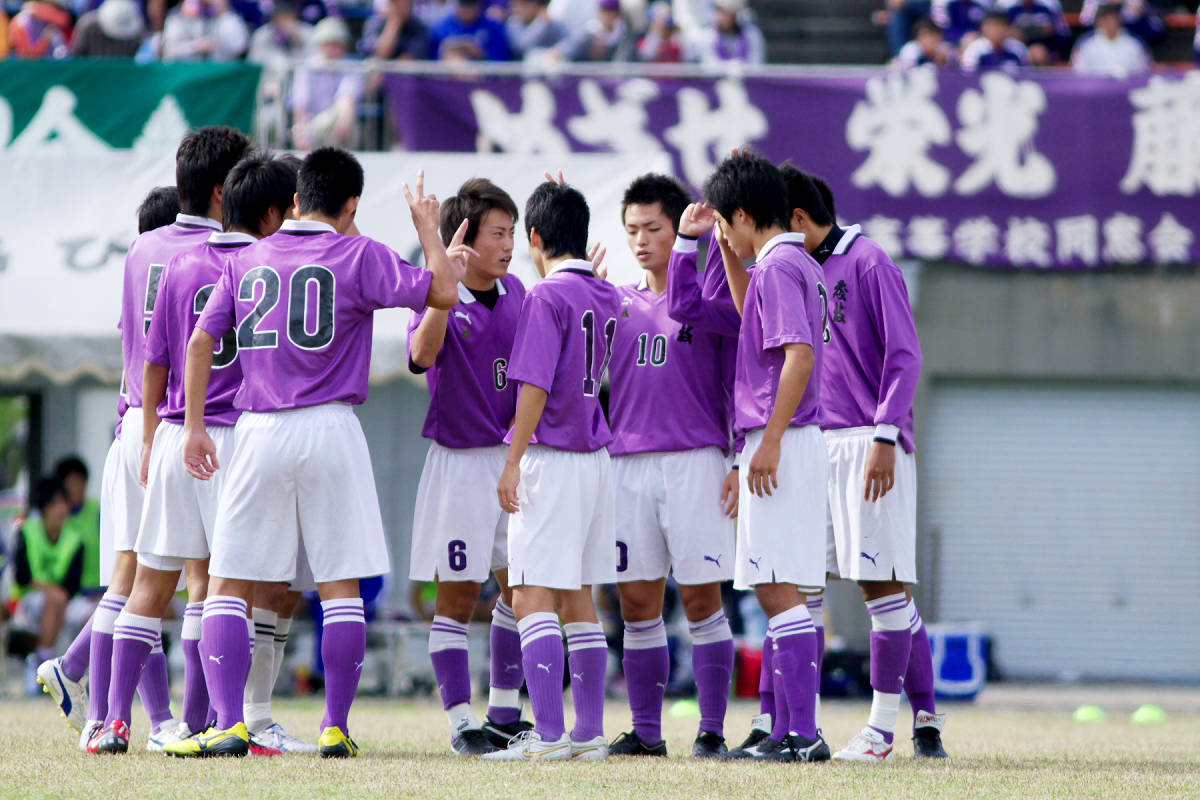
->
[298,211,342,231]
[750,225,790,259]
[461,270,497,292]
[810,223,835,253]
[542,253,580,274]
[230,226,262,240]
[643,266,668,295]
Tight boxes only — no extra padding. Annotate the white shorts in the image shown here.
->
[508,446,616,590]
[135,422,236,572]
[410,443,509,583]
[825,427,918,583]
[99,408,146,585]
[613,447,735,585]
[733,426,828,592]
[208,404,389,585]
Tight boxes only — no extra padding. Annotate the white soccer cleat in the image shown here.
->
[146,719,187,752]
[254,722,319,754]
[832,727,895,762]
[569,735,608,761]
[78,720,103,752]
[482,730,572,762]
[37,658,88,733]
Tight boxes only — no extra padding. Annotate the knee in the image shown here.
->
[435,584,479,623]
[679,587,722,623]
[254,582,290,612]
[618,594,661,623]
[43,586,70,611]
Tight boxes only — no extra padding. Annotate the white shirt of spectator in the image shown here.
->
[1071,29,1150,77]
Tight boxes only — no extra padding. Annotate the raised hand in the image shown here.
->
[679,202,718,239]
[183,428,220,481]
[402,170,440,236]
[446,218,479,282]
[543,169,566,186]
[587,242,608,280]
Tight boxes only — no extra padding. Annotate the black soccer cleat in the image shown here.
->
[452,728,499,756]
[481,716,534,749]
[789,733,831,763]
[723,725,771,759]
[913,711,949,758]
[608,730,668,757]
[740,736,795,762]
[691,730,728,759]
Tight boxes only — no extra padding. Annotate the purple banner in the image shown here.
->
[386,68,1199,269]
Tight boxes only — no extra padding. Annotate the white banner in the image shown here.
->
[0,150,671,384]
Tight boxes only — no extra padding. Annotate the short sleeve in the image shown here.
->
[406,306,430,375]
[196,264,237,340]
[758,265,813,351]
[143,265,173,368]
[358,240,433,312]
[506,293,562,393]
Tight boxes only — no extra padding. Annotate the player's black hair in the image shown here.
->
[525,181,590,260]
[913,16,942,37]
[54,455,88,483]
[440,178,519,248]
[1094,3,1122,20]
[982,9,1008,25]
[175,126,253,217]
[811,175,837,220]
[297,147,365,218]
[30,477,66,515]
[702,150,789,232]
[621,173,692,232]
[276,152,303,174]
[779,164,834,228]
[137,186,181,234]
[223,151,299,234]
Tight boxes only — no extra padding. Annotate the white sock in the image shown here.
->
[244,607,278,732]
[272,616,292,688]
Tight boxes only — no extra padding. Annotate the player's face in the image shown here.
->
[623,202,675,273]
[467,208,516,281]
[723,210,756,259]
[44,494,70,531]
[917,29,941,54]
[982,19,1006,46]
[513,0,539,23]
[62,474,86,507]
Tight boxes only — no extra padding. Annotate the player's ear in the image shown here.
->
[293,192,301,214]
[210,184,224,218]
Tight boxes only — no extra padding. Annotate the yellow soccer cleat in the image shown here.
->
[163,722,251,758]
[318,727,359,759]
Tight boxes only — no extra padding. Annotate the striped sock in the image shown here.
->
[87,592,127,723]
[487,598,523,726]
[866,593,911,744]
[429,615,475,731]
[689,610,733,738]
[106,611,160,727]
[518,612,565,741]
[321,598,366,734]
[565,622,607,742]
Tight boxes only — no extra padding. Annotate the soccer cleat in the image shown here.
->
[608,730,667,757]
[253,722,318,754]
[37,657,88,733]
[452,728,499,756]
[723,714,772,759]
[832,727,895,762]
[248,731,284,757]
[78,720,102,752]
[146,718,185,752]
[913,711,949,759]
[481,715,534,749]
[88,720,130,755]
[569,735,608,761]
[318,726,359,759]
[482,730,571,762]
[790,732,832,763]
[163,723,251,758]
[691,731,728,759]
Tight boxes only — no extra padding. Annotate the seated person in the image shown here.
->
[291,17,364,150]
[961,10,1030,72]
[692,0,766,65]
[891,16,957,68]
[570,0,632,61]
[931,0,989,46]
[360,0,430,59]
[248,0,315,66]
[1080,0,1164,47]
[999,0,1069,65]
[429,0,511,61]
[8,0,73,59]
[1071,2,1150,77]
[161,0,249,61]
[506,0,570,62]
[637,1,691,63]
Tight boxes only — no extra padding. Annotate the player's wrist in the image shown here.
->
[873,423,900,445]
[673,235,699,253]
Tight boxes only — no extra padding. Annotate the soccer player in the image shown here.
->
[680,152,830,763]
[780,170,945,761]
[605,174,738,759]
[38,131,251,748]
[408,179,532,755]
[485,180,620,762]
[87,152,297,755]
[169,148,463,758]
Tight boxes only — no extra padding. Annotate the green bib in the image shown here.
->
[12,518,82,600]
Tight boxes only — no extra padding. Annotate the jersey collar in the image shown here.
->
[548,258,595,276]
[207,231,257,247]
[756,232,806,262]
[175,213,222,231]
[457,279,508,304]
[281,219,337,235]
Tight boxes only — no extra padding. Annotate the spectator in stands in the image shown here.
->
[11,478,84,694]
[571,0,632,61]
[291,16,363,149]
[162,0,250,61]
[1072,2,1150,77]
[548,0,597,40]
[1080,0,1164,47]
[506,0,570,62]
[1000,0,1069,65]
[875,0,933,57]
[637,1,690,62]
[54,457,102,597]
[8,0,72,59]
[360,0,430,59]
[931,0,988,46]
[891,15,956,68]
[691,0,764,65]
[249,0,314,64]
[961,10,1030,71]
[71,0,145,57]
[429,0,511,60]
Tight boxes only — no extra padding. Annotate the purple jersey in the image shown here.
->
[119,214,223,409]
[144,233,252,428]
[408,275,527,448]
[197,220,432,412]
[608,277,731,455]
[734,234,826,436]
[504,261,620,453]
[811,226,923,452]
[667,233,742,338]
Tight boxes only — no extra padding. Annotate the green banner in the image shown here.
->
[0,61,261,150]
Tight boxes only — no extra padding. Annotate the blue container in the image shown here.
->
[926,624,990,701]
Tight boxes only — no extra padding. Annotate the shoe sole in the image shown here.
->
[832,753,893,762]
[320,746,356,759]
[570,748,608,761]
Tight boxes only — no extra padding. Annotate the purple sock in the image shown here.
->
[61,613,93,682]
[181,603,208,733]
[768,607,818,740]
[518,612,565,741]
[201,596,251,730]
[866,593,913,744]
[905,602,936,724]
[87,593,127,722]
[689,611,733,738]
[806,596,826,673]
[429,616,471,710]
[759,634,775,717]
[321,599,366,734]
[565,623,607,742]
[622,618,668,745]
[106,612,159,726]
[487,599,524,726]
[139,642,174,730]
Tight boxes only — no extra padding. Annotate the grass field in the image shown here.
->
[2,692,1197,800]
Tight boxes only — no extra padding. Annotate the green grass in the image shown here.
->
[1,697,1197,800]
